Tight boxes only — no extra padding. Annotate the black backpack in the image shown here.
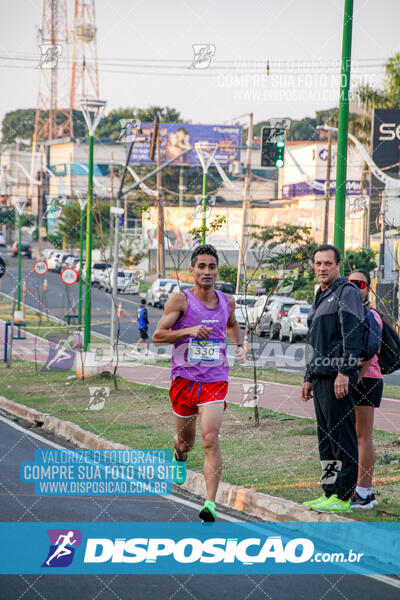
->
[375,311,400,374]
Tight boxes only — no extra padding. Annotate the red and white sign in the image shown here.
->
[33,260,48,276]
[61,267,79,285]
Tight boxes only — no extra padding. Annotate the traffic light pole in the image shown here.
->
[333,0,354,257]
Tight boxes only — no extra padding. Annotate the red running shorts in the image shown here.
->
[169,376,228,418]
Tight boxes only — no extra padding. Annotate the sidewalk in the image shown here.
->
[2,321,400,434]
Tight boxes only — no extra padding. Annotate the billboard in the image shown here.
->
[126,123,241,167]
[370,109,400,233]
[372,108,400,172]
[141,205,364,251]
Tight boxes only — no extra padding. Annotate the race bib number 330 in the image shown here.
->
[188,339,220,362]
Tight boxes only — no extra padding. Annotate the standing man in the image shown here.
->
[301,244,364,513]
[153,244,245,522]
[134,299,149,355]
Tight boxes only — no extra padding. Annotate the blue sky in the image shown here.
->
[1,0,399,129]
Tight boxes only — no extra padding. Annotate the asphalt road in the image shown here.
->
[0,413,397,600]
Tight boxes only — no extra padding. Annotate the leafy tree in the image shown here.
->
[56,199,110,249]
[46,232,63,249]
[96,105,182,141]
[251,224,318,302]
[343,248,377,276]
[218,264,237,286]
[119,237,145,267]
[1,109,86,143]
[355,53,400,112]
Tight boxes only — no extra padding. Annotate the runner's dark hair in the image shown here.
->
[349,268,371,286]
[191,244,219,266]
[312,244,341,264]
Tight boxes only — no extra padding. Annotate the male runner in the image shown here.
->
[153,244,245,522]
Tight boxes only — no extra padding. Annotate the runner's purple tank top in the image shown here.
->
[171,288,230,383]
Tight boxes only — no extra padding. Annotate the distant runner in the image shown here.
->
[153,244,245,522]
[134,299,149,355]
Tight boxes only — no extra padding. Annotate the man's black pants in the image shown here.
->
[311,375,358,501]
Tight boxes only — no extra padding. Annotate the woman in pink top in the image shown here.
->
[348,269,383,509]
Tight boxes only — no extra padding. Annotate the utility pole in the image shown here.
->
[323,129,333,243]
[69,153,73,199]
[178,167,186,207]
[156,133,165,277]
[236,113,253,294]
[333,0,354,258]
[110,132,138,349]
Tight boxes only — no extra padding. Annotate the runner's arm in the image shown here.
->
[225,295,242,345]
[152,292,212,344]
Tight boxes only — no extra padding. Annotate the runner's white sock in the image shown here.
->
[355,486,372,499]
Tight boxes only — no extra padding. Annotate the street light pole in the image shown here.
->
[80,98,107,352]
[201,169,208,245]
[334,0,354,257]
[84,133,94,351]
[17,211,22,310]
[15,199,27,312]
[77,194,87,329]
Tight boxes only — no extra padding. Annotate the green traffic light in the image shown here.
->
[275,159,284,168]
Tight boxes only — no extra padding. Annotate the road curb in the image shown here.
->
[0,395,349,523]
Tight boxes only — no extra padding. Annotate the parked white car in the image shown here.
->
[246,295,270,327]
[47,251,63,271]
[121,271,139,294]
[146,278,176,307]
[91,262,112,287]
[0,232,6,246]
[279,303,311,343]
[233,295,257,328]
[101,269,139,294]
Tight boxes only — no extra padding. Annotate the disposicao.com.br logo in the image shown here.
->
[84,535,316,565]
[1,522,396,575]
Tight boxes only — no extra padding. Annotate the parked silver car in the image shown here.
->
[159,282,193,308]
[255,297,306,339]
[279,303,311,343]
[146,278,176,307]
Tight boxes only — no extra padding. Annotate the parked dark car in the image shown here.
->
[12,242,32,258]
[215,280,235,294]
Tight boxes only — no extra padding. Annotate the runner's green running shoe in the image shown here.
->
[302,493,328,509]
[311,494,352,513]
[172,450,187,485]
[199,500,217,522]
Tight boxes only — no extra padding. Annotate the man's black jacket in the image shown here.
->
[304,276,364,381]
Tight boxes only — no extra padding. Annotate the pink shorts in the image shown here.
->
[169,377,228,418]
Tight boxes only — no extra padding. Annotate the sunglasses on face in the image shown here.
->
[349,279,368,290]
